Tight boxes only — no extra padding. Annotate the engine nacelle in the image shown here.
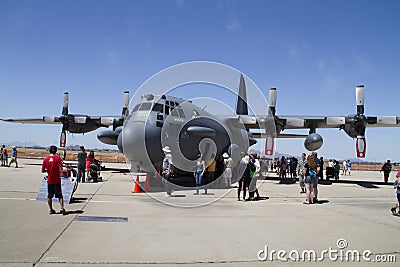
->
[97,130,119,145]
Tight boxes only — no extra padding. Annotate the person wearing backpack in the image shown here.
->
[237,153,250,201]
[248,152,261,201]
[296,153,307,193]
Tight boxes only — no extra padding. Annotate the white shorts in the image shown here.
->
[223,168,232,179]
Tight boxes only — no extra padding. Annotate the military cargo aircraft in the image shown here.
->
[2,74,400,176]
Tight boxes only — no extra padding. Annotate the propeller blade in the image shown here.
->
[122,91,130,117]
[356,85,364,115]
[265,135,274,157]
[60,131,66,147]
[62,92,69,115]
[268,88,277,116]
[326,116,346,126]
[356,136,366,158]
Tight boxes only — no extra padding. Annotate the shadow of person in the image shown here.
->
[62,210,84,216]
[313,199,330,205]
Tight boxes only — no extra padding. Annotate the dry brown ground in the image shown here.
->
[6,147,126,163]
[2,146,398,170]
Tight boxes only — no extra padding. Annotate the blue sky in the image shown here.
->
[0,0,399,162]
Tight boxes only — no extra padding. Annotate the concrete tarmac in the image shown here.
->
[0,158,399,266]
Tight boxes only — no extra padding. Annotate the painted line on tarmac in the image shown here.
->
[0,197,36,201]
[0,197,393,207]
[33,173,112,266]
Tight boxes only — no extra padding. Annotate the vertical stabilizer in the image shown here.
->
[122,91,130,117]
[235,74,248,115]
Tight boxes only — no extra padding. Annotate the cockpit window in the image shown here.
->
[171,107,186,118]
[171,108,179,117]
[177,108,185,118]
[132,104,140,112]
[139,102,152,111]
[151,103,163,113]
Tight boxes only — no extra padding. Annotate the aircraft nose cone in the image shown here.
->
[118,121,146,161]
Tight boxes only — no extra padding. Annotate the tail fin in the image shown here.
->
[122,91,130,117]
[235,74,248,115]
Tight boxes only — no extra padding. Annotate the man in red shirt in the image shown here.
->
[42,145,66,214]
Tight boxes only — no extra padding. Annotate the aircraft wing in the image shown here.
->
[1,117,61,124]
[234,115,400,131]
[1,115,121,128]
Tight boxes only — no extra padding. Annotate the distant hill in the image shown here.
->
[0,141,45,148]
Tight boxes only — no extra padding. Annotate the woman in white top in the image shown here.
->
[222,153,233,187]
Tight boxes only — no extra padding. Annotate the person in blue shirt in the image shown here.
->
[8,146,18,168]
[347,160,352,176]
[391,170,400,215]
[193,154,205,195]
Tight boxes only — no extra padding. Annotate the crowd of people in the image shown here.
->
[161,147,400,208]
[162,146,265,200]
[2,143,395,214]
[271,156,357,182]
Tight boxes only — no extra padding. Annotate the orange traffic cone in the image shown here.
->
[132,176,142,193]
[144,174,150,192]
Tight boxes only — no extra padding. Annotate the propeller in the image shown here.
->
[111,91,130,131]
[354,85,367,157]
[265,88,277,156]
[326,85,368,157]
[60,92,70,147]
[339,85,367,157]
